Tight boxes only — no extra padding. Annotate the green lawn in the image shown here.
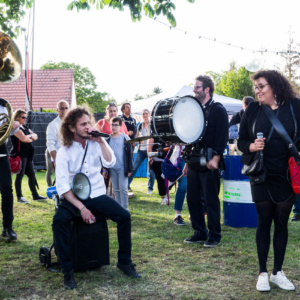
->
[0,172,299,299]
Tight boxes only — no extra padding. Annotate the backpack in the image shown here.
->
[161,146,182,182]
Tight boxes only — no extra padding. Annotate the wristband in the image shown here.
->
[80,206,85,211]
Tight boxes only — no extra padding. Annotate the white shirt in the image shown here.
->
[56,139,116,198]
[46,116,62,153]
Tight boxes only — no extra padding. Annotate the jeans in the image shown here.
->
[174,158,187,212]
[110,168,129,210]
[52,195,132,273]
[45,149,54,187]
[148,169,155,191]
[128,150,154,190]
[15,156,38,198]
[0,146,14,229]
[293,195,300,216]
[186,167,221,242]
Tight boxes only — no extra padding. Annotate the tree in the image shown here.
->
[152,86,163,95]
[0,0,34,37]
[0,0,195,37]
[279,29,300,90]
[208,64,254,100]
[41,61,113,112]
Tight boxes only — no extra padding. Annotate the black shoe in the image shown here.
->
[63,271,77,289]
[174,215,186,226]
[1,228,17,241]
[33,194,47,201]
[117,263,141,278]
[291,214,300,222]
[204,240,220,248]
[184,233,207,244]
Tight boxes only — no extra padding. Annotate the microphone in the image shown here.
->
[88,131,109,138]
[257,132,263,139]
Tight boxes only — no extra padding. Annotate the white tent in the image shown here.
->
[125,85,243,115]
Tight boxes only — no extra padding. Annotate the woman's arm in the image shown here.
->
[14,129,34,143]
[28,129,38,141]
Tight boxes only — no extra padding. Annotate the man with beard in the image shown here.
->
[53,106,141,289]
[183,75,228,248]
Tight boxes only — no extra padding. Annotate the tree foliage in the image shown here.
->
[0,0,34,37]
[207,64,254,100]
[41,61,114,112]
[0,0,195,37]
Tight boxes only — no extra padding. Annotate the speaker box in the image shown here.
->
[69,217,110,271]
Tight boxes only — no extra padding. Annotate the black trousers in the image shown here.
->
[186,167,221,242]
[0,145,14,229]
[52,195,132,273]
[150,161,166,197]
[15,156,38,198]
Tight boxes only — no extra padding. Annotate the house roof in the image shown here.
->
[0,69,75,110]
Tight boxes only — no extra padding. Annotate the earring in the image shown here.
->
[274,94,278,106]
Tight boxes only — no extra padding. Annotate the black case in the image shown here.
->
[69,217,110,271]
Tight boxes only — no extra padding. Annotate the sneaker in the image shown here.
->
[63,271,77,289]
[17,197,29,204]
[117,263,141,278]
[291,214,300,221]
[174,215,186,226]
[1,228,17,241]
[147,190,153,195]
[161,197,168,205]
[204,240,220,248]
[128,192,135,199]
[270,271,295,290]
[256,272,270,291]
[33,195,47,201]
[184,234,207,244]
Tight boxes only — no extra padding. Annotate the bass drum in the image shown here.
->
[151,96,206,144]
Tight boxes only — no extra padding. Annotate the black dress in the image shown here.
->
[238,99,300,203]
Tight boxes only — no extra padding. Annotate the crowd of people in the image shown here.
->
[0,70,299,292]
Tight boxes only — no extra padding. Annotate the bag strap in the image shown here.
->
[261,104,300,162]
[80,143,88,172]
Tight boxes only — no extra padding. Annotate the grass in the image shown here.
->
[0,172,299,299]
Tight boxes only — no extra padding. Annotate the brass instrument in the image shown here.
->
[0,31,23,146]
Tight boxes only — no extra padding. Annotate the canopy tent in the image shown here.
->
[124,85,243,116]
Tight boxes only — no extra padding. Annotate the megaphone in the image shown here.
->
[70,172,91,201]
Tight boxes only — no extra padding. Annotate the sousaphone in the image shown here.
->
[0,31,23,146]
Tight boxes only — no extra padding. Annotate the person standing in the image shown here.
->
[107,117,133,210]
[121,103,136,140]
[10,109,46,203]
[183,75,228,248]
[128,109,155,194]
[0,98,20,240]
[45,100,69,187]
[53,106,141,289]
[238,70,298,292]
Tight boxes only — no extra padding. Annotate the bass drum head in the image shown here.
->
[172,96,206,144]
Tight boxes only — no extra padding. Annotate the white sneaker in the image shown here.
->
[270,271,295,290]
[256,272,270,292]
[147,190,153,195]
[161,197,168,205]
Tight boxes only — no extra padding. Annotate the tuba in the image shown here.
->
[0,31,22,146]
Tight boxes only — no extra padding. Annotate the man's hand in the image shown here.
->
[80,207,96,224]
[207,155,220,170]
[128,130,134,137]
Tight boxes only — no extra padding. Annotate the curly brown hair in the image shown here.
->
[251,70,296,105]
[60,106,95,147]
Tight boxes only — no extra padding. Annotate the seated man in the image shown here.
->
[53,106,141,290]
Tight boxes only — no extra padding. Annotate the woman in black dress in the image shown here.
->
[10,109,46,203]
[238,70,299,292]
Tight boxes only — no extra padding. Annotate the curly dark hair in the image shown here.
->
[61,106,95,147]
[251,70,296,105]
[195,75,215,97]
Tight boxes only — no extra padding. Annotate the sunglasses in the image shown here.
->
[21,116,26,119]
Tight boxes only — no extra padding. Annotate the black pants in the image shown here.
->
[186,167,221,242]
[52,195,132,273]
[0,145,14,229]
[15,156,38,198]
[150,161,166,197]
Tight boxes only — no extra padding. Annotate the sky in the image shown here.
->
[13,0,300,103]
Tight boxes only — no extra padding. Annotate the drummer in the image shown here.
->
[128,109,155,194]
[183,75,228,248]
